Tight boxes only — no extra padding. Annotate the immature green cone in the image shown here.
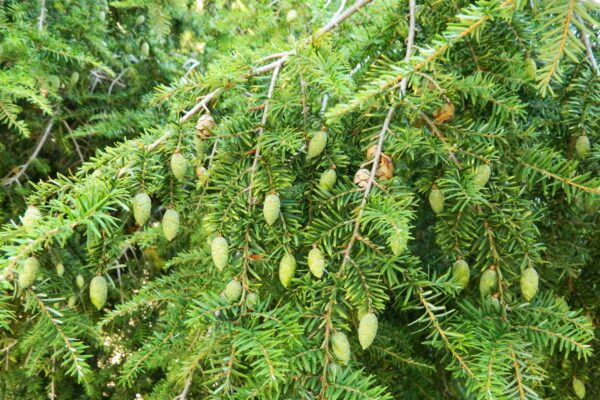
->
[48,75,60,90]
[246,292,258,308]
[133,192,152,225]
[67,295,77,308]
[22,205,42,232]
[286,9,298,23]
[170,152,188,181]
[452,260,470,289]
[90,276,108,310]
[162,208,180,241]
[473,164,491,188]
[224,279,242,301]
[307,131,327,159]
[584,192,600,215]
[555,296,569,312]
[19,270,35,289]
[307,248,325,278]
[358,312,378,350]
[70,71,79,86]
[76,274,85,289]
[520,267,539,301]
[479,269,497,297]
[24,257,40,275]
[141,42,150,57]
[429,188,444,214]
[526,58,537,80]
[573,377,586,399]
[389,226,408,256]
[263,194,281,225]
[331,331,351,364]
[319,169,337,191]
[19,257,40,288]
[575,135,590,159]
[211,236,229,271]
[55,262,65,277]
[279,253,296,288]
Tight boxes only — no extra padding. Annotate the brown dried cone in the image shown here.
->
[366,145,378,159]
[195,165,210,185]
[433,102,455,123]
[354,168,370,189]
[196,114,216,139]
[376,153,394,180]
[365,146,394,180]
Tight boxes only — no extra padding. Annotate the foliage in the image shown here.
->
[1,0,599,399]
[0,0,211,221]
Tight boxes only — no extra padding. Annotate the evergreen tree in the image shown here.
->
[1,0,599,399]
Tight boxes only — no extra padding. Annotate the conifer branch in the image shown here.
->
[248,63,282,205]
[328,0,515,118]
[519,160,600,194]
[537,0,576,92]
[416,289,475,378]
[319,1,414,393]
[37,0,46,31]
[314,0,372,39]
[31,292,90,381]
[575,15,599,75]
[168,0,375,137]
[2,118,54,186]
[509,346,526,400]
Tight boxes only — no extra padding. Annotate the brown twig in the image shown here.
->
[2,118,54,186]
[575,15,599,74]
[247,63,282,205]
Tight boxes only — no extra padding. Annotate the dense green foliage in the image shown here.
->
[1,0,599,399]
[0,0,210,220]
